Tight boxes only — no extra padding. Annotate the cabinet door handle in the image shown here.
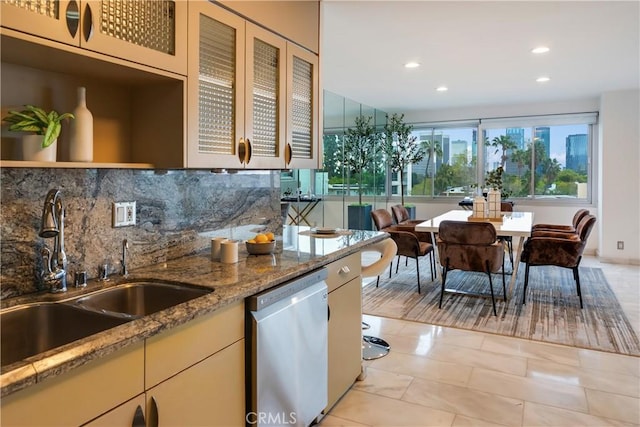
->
[82,2,94,42]
[238,138,246,164]
[148,396,159,427]
[65,0,80,38]
[245,138,252,164]
[132,404,145,427]
[285,143,292,165]
[339,266,351,275]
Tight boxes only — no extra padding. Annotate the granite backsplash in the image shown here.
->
[0,168,281,299]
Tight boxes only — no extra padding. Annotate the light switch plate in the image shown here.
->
[113,201,136,227]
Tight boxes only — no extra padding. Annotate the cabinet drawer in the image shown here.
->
[145,301,244,388]
[1,342,144,427]
[325,252,361,293]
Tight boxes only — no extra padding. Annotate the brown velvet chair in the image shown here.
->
[390,204,436,273]
[521,214,596,308]
[531,209,589,236]
[370,209,434,293]
[437,220,505,316]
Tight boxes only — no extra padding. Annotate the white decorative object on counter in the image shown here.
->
[69,86,94,162]
[472,195,487,218]
[487,188,502,218]
[211,237,227,260]
[221,239,239,264]
[22,135,57,161]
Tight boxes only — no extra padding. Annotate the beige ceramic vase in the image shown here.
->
[21,134,57,162]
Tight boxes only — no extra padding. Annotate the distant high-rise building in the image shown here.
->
[450,140,468,163]
[535,127,551,157]
[566,134,588,173]
[504,128,525,174]
[416,132,449,177]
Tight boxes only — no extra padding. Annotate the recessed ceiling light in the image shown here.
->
[404,62,420,69]
[531,46,550,54]
[436,86,448,92]
[536,76,550,83]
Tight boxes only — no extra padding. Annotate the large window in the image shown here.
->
[315,91,596,204]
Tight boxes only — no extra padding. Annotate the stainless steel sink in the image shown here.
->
[0,303,130,367]
[73,281,213,318]
[1,281,212,368]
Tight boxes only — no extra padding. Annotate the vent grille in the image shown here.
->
[291,56,313,159]
[251,38,280,158]
[100,0,176,55]
[198,14,236,155]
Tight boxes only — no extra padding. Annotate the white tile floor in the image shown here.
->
[322,256,640,426]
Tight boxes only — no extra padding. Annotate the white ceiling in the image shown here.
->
[321,1,640,113]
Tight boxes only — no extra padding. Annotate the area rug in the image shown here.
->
[362,263,640,355]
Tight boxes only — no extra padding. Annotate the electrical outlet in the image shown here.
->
[113,201,136,227]
[617,241,624,250]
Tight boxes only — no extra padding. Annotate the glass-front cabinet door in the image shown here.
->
[243,23,286,169]
[1,0,187,75]
[1,0,80,44]
[285,42,320,169]
[187,1,245,169]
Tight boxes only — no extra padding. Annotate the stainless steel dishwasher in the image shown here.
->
[246,268,328,427]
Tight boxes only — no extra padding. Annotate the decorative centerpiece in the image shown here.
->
[472,194,487,219]
[487,188,502,219]
[2,105,74,162]
[246,232,276,255]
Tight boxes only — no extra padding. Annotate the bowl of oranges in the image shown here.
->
[246,232,276,255]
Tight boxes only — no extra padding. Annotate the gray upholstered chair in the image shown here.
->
[521,214,596,308]
[437,220,505,316]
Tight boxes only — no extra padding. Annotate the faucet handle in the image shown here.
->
[74,271,87,288]
[99,263,110,281]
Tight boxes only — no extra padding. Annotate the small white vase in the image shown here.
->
[69,86,94,162]
[22,135,57,162]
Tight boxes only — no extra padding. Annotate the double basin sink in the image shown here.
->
[1,281,213,367]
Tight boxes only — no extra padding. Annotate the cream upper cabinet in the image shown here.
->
[187,1,320,169]
[0,0,187,75]
[187,1,285,169]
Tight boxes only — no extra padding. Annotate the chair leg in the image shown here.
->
[522,263,530,305]
[429,252,435,281]
[485,261,497,316]
[415,257,421,294]
[508,239,514,267]
[395,255,401,274]
[389,257,394,278]
[573,266,583,309]
[439,259,449,308]
[501,251,507,302]
[376,275,379,288]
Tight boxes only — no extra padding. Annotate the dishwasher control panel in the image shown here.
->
[247,267,328,311]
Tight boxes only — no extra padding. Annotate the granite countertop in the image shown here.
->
[1,227,387,397]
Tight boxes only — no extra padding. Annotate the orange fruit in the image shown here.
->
[247,239,256,244]
[265,232,275,241]
[254,234,269,243]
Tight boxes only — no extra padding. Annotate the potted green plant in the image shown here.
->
[485,165,511,199]
[2,105,74,161]
[343,114,378,229]
[381,113,425,217]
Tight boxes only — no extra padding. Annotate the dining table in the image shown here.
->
[415,209,533,297]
